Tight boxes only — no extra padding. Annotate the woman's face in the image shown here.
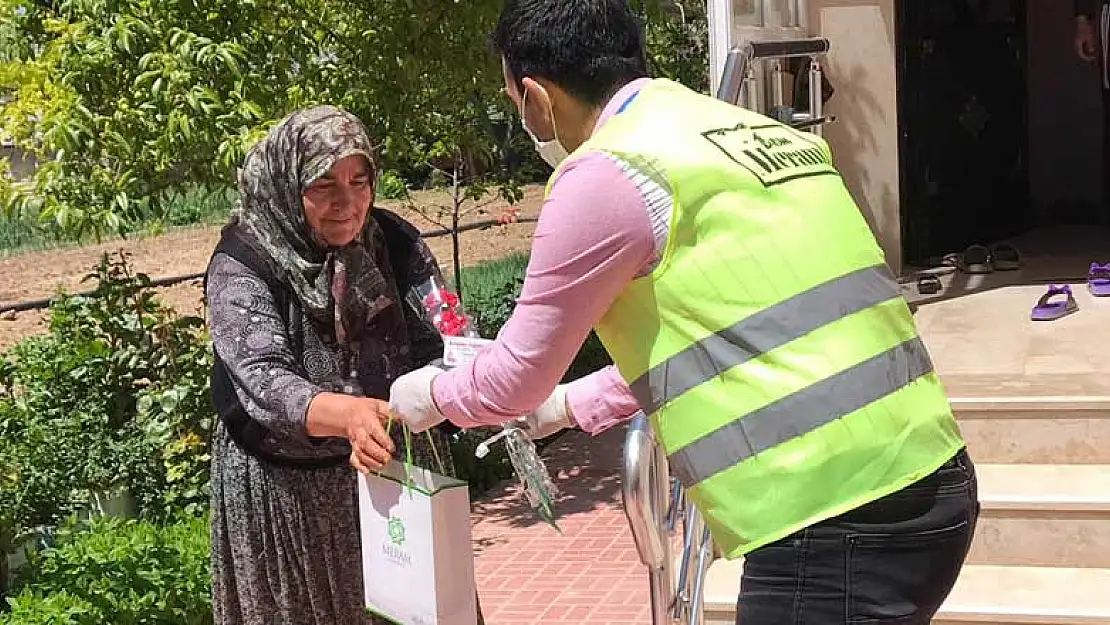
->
[303,154,374,247]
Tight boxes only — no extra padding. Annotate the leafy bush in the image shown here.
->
[157,186,236,229]
[3,516,211,625]
[0,210,71,254]
[0,252,214,539]
[640,0,710,93]
[1,591,99,625]
[456,252,529,339]
[377,170,409,201]
[0,187,236,254]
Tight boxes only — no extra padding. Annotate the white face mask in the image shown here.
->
[520,89,569,168]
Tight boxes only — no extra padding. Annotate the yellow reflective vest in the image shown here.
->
[545,79,964,557]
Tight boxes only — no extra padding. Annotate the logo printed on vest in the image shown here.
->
[701,123,837,186]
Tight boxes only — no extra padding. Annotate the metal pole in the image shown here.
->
[748,37,830,60]
[688,524,713,625]
[742,64,760,111]
[770,60,784,109]
[666,478,683,533]
[715,46,748,105]
[673,504,706,624]
[652,431,674,613]
[621,414,672,625]
[808,56,824,137]
[672,508,698,621]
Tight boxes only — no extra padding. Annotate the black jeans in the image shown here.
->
[737,448,979,624]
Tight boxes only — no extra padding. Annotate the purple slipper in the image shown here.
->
[1031,285,1078,321]
[1088,263,1110,297]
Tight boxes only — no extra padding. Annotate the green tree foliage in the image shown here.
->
[0,0,512,240]
[0,0,706,243]
[637,0,710,93]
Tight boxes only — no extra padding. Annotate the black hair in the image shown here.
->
[491,0,650,106]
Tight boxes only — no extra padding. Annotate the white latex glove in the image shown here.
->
[389,365,447,433]
[518,384,573,440]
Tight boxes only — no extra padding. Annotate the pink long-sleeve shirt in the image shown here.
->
[431,78,671,434]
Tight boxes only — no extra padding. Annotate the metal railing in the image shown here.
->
[621,414,673,624]
[715,36,834,136]
[620,413,714,625]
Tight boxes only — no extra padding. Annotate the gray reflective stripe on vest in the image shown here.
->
[629,264,902,415]
[668,336,934,488]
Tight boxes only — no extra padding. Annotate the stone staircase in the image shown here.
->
[700,390,1110,624]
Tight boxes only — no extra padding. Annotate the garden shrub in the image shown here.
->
[376,170,410,200]
[0,187,236,255]
[0,252,214,539]
[2,516,211,625]
[157,186,237,229]
[1,591,99,625]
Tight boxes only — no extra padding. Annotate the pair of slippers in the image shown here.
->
[917,242,1022,295]
[1030,263,1110,321]
[955,242,1022,274]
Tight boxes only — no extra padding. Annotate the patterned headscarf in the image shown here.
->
[231,105,389,344]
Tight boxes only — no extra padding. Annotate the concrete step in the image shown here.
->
[968,464,1110,568]
[702,560,1110,624]
[935,565,1110,624]
[951,394,1110,465]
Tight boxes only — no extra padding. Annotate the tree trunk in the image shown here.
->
[452,212,462,303]
[450,164,464,303]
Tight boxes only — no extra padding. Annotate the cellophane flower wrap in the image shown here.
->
[407,274,561,531]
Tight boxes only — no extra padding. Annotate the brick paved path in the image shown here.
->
[470,426,654,625]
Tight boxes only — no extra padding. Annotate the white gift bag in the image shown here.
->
[359,459,477,625]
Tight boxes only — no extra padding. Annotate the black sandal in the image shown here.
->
[917,274,942,295]
[990,242,1022,271]
[957,244,993,274]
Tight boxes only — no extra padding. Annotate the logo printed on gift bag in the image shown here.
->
[388,516,406,546]
[382,516,412,566]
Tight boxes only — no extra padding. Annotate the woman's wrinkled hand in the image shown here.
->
[345,397,396,474]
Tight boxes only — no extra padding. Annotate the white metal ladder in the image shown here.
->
[619,35,833,625]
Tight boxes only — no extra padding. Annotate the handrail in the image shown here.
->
[717,37,833,103]
[620,413,674,624]
[622,413,712,625]
[715,46,748,104]
[749,37,830,59]
[714,37,832,137]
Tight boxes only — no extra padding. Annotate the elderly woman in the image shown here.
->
[205,106,478,625]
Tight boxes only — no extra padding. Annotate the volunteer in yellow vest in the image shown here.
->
[388,0,979,621]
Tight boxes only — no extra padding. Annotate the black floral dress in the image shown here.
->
[206,226,463,625]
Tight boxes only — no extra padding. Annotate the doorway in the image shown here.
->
[897,0,1032,265]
